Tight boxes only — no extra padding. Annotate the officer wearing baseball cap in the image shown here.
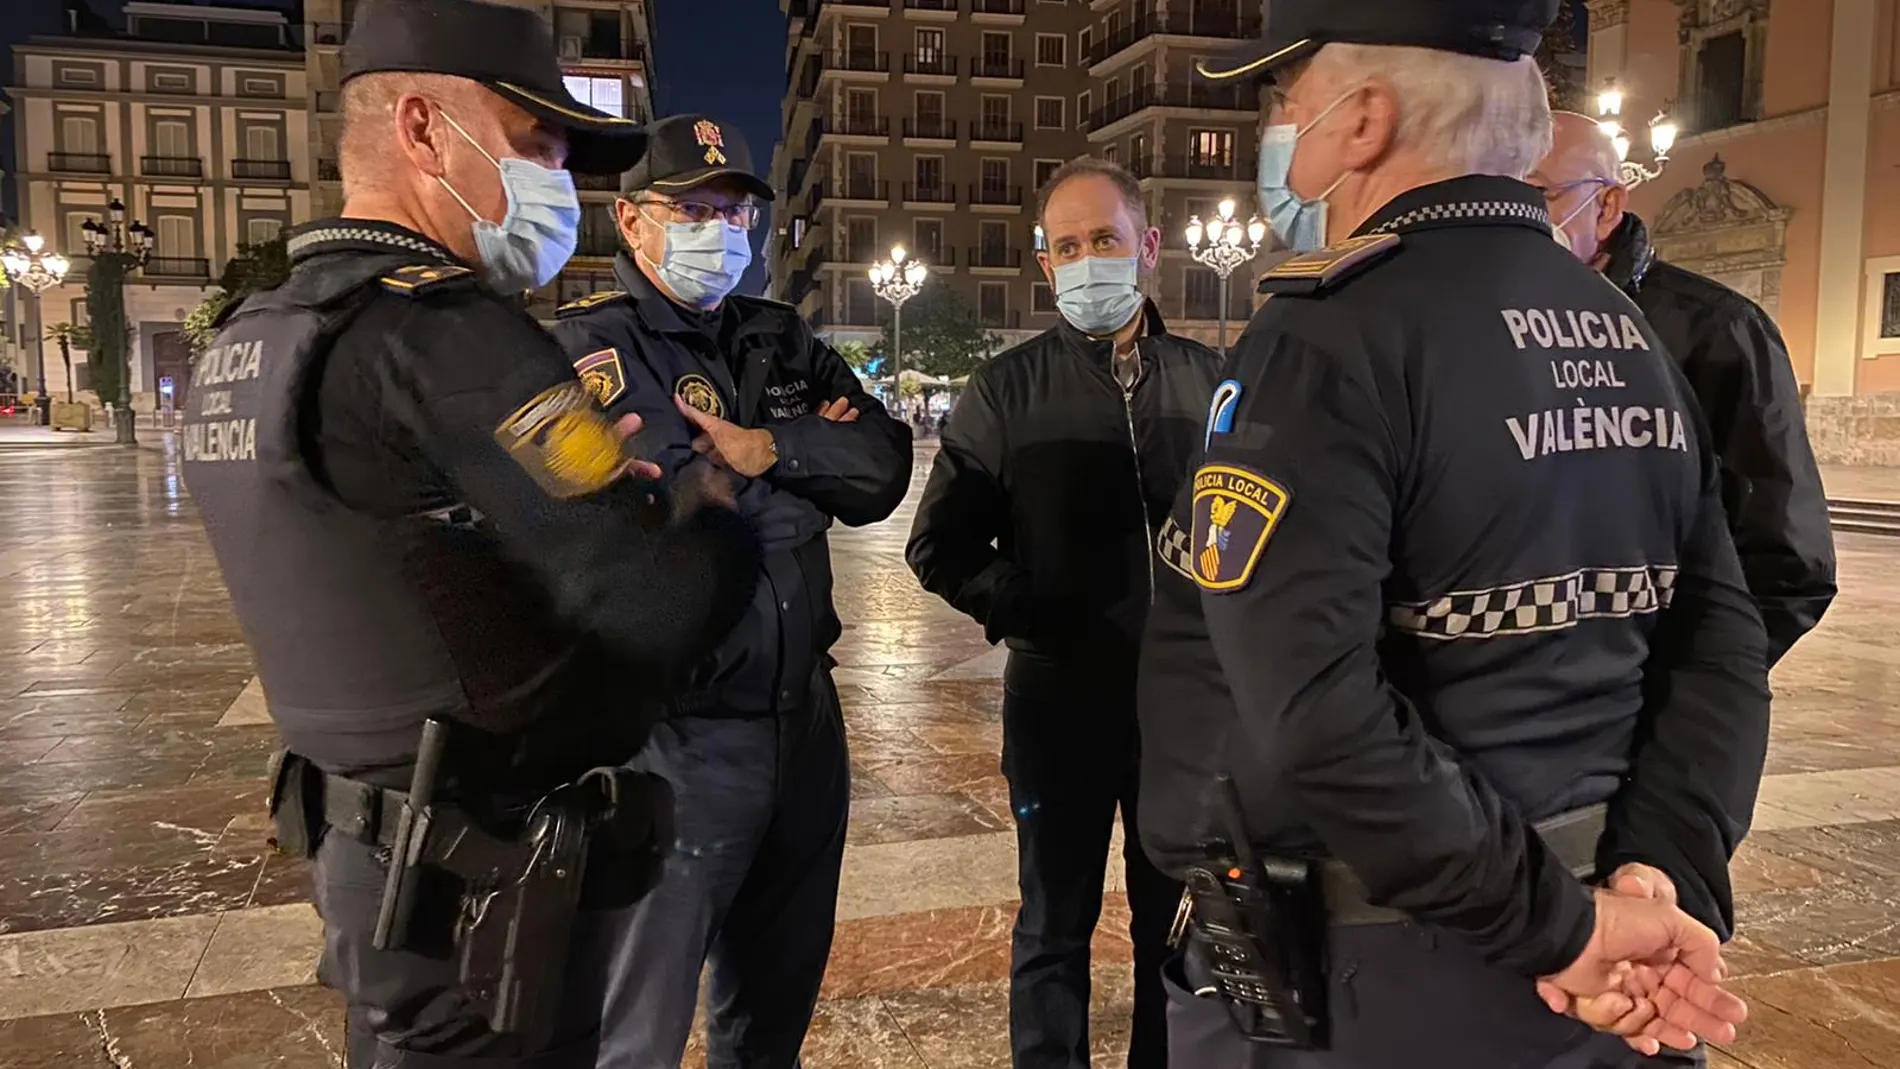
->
[1135,0,1764,1065]
[550,114,912,1068]
[181,4,764,1067]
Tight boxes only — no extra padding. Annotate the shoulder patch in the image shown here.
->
[493,382,628,499]
[573,347,628,408]
[675,373,726,419]
[1256,234,1401,297]
[556,290,630,318]
[1189,464,1291,593]
[378,263,475,297]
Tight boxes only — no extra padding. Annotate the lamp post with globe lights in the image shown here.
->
[1,233,71,426]
[1596,81,1679,190]
[1184,198,1267,351]
[81,198,155,445]
[868,245,928,413]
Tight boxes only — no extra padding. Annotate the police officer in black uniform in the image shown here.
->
[548,116,913,1068]
[1136,2,1766,1066]
[180,3,762,1067]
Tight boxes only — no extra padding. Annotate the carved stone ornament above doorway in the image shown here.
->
[1651,154,1791,315]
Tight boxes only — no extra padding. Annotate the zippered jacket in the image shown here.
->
[906,301,1224,688]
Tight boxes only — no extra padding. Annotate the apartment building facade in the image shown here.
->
[8,1,309,409]
[1595,0,1900,463]
[303,0,656,310]
[767,0,1263,350]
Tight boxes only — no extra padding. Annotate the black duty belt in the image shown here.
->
[321,773,409,848]
[1323,804,1607,926]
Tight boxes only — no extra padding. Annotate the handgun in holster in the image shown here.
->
[1175,775,1331,1050]
[371,718,669,1044]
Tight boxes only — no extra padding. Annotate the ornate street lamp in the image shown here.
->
[1,232,71,425]
[1183,197,1267,351]
[1597,80,1679,190]
[868,244,928,410]
[80,197,155,444]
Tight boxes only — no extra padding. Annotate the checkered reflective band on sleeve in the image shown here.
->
[412,503,485,530]
[1387,565,1679,641]
[1157,517,1196,581]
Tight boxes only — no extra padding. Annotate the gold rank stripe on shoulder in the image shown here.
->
[556,290,630,316]
[1257,233,1402,295]
[379,263,474,296]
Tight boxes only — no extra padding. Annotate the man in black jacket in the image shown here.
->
[907,158,1221,1069]
[1536,111,1836,666]
[551,115,913,1068]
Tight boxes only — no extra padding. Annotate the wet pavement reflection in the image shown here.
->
[0,437,1896,1066]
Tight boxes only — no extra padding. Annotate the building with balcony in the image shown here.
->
[303,0,656,313]
[7,1,309,410]
[1593,0,1900,463]
[768,0,1098,348]
[1087,1,1262,342]
[768,0,1267,349]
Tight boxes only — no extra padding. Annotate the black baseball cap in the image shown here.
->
[621,115,775,202]
[1198,0,1560,83]
[342,0,647,175]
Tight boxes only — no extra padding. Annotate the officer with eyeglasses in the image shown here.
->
[550,113,914,1069]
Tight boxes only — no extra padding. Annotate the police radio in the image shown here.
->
[1177,775,1331,1049]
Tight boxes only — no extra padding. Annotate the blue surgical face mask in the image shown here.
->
[1053,254,1143,336]
[1256,86,1359,253]
[437,112,581,292]
[639,210,752,309]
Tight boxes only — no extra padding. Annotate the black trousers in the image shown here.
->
[314,832,612,1069]
[593,671,851,1069]
[1162,925,1710,1069]
[1001,662,1182,1069]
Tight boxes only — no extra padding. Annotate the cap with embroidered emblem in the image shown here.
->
[1198,0,1562,83]
[622,114,774,201]
[341,0,646,175]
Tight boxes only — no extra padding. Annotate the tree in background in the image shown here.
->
[44,322,90,403]
[83,256,130,413]
[873,282,1001,381]
[832,339,875,376]
[183,235,292,357]
[1537,1,1587,113]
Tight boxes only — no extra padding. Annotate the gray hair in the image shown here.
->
[1311,44,1554,180]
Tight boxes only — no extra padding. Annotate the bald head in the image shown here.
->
[1529,111,1630,268]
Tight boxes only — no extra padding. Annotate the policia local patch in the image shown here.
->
[494,382,627,499]
[1191,465,1290,592]
[573,348,627,408]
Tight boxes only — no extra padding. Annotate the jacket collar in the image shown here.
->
[285,218,465,267]
[1356,176,1554,239]
[1600,212,1656,296]
[1053,297,1169,369]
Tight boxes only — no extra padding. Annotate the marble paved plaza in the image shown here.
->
[0,435,1898,1068]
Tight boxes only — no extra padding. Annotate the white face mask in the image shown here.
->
[1550,182,1606,258]
[434,111,581,292]
[635,206,752,309]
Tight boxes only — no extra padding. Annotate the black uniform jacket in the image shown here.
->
[1137,178,1772,977]
[906,301,1225,696]
[1604,213,1836,665]
[190,220,761,786]
[550,254,912,715]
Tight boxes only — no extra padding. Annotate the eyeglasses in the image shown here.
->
[1536,178,1611,204]
[632,197,762,230]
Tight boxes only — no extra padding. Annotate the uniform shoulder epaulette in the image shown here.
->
[555,290,630,318]
[1256,233,1402,297]
[378,263,476,298]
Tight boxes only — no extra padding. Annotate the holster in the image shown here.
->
[1179,854,1330,1050]
[265,750,323,859]
[373,749,673,1045]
